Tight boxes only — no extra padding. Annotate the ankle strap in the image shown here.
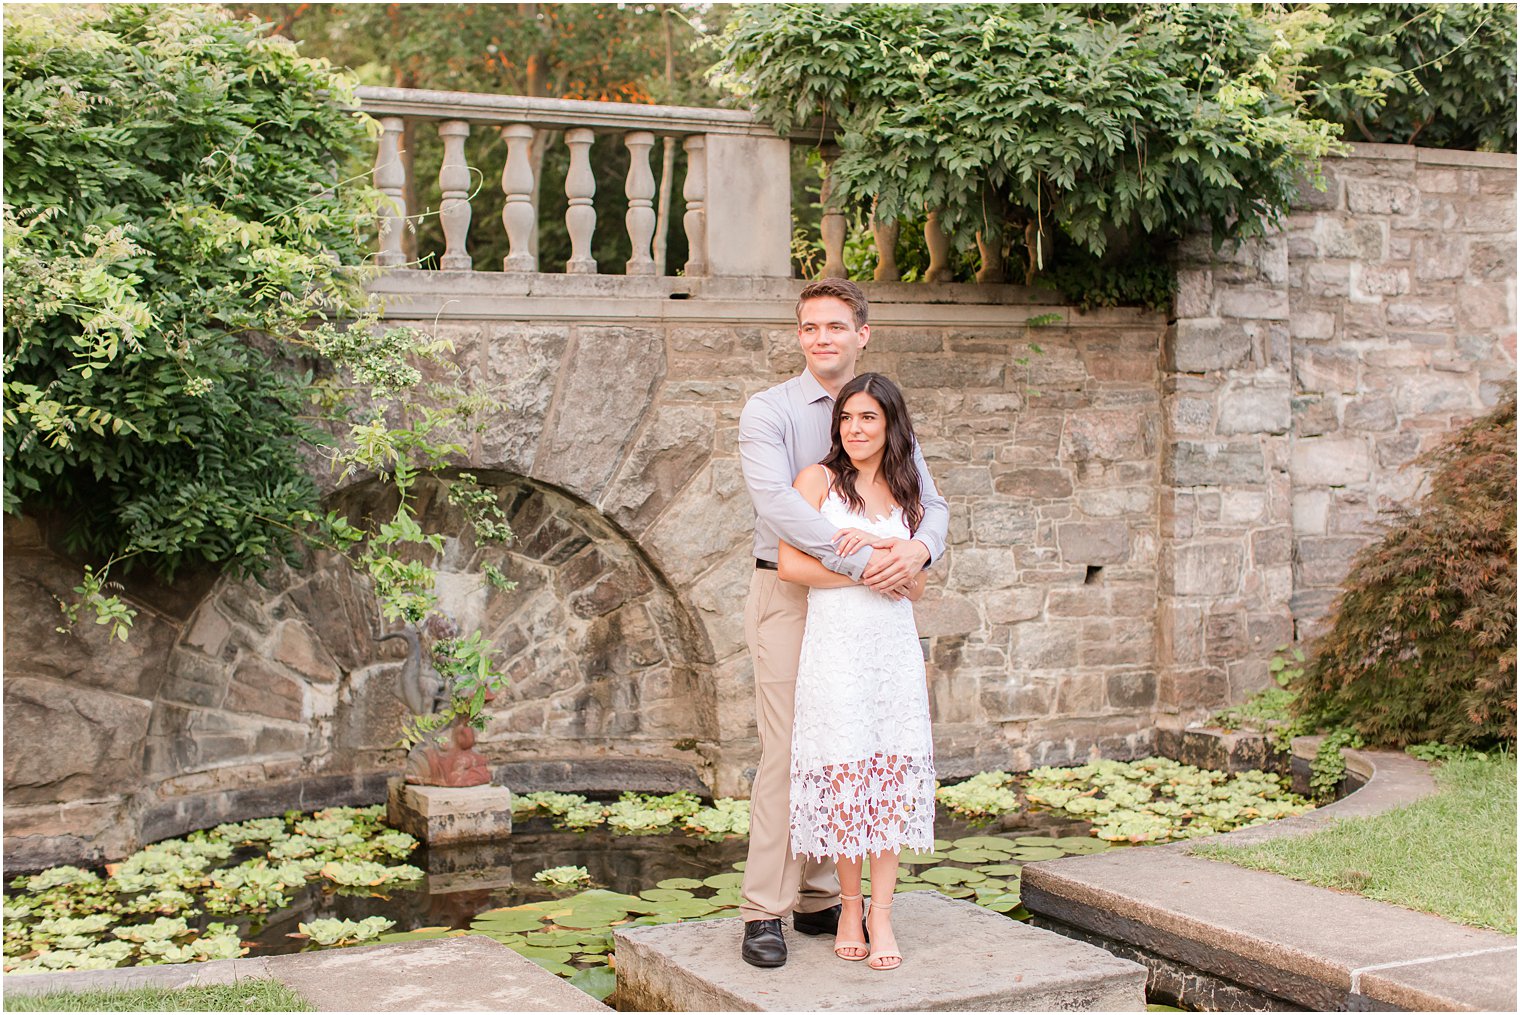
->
[869,894,893,909]
[839,892,863,901]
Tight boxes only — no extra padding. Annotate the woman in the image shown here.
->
[778,372,935,972]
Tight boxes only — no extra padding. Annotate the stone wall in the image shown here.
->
[5,143,1514,869]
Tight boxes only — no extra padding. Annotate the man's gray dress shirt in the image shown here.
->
[739,369,949,579]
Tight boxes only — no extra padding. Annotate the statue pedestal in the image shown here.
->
[386,777,513,847]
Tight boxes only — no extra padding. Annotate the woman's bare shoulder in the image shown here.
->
[793,463,831,506]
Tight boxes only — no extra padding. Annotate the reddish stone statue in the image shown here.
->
[404,721,492,787]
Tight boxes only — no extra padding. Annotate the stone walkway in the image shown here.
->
[612,891,1146,1011]
[2,936,607,1012]
[1022,747,1518,1012]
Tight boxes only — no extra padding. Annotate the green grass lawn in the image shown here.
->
[3,979,312,1012]
[1193,750,1517,934]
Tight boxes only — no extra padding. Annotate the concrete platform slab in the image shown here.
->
[4,935,608,1012]
[612,890,1146,1011]
[1357,945,1520,1013]
[1023,842,1517,1011]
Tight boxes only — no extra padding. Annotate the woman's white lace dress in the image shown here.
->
[789,490,935,861]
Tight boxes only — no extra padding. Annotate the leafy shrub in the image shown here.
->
[716,4,1343,266]
[2,4,382,579]
[1306,4,1517,152]
[1293,395,1517,748]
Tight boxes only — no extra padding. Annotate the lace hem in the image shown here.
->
[789,750,935,861]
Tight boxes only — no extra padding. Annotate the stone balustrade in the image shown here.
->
[356,86,793,278]
[356,87,1017,284]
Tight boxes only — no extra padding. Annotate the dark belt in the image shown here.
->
[755,557,778,571]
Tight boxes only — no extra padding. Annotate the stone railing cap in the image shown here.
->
[354,86,776,137]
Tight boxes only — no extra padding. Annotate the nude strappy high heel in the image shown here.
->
[865,894,901,970]
[833,892,869,961]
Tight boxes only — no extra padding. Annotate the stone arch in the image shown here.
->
[140,471,719,834]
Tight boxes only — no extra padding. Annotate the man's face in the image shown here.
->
[797,296,869,384]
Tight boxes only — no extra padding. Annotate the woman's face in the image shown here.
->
[838,391,887,464]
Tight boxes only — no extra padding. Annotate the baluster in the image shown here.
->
[924,209,952,283]
[373,116,407,268]
[437,120,472,271]
[624,130,657,276]
[976,229,1006,283]
[819,147,846,279]
[871,200,900,282]
[564,127,597,274]
[501,123,537,272]
[682,135,707,277]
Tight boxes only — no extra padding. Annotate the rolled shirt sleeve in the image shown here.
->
[739,395,872,580]
[911,440,949,565]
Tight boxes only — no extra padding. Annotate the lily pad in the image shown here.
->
[1009,846,1064,861]
[702,872,743,890]
[933,839,955,851]
[977,892,1021,913]
[944,848,1000,863]
[899,850,947,865]
[952,836,1017,852]
[941,886,975,899]
[568,966,616,1002]
[978,863,1023,876]
[1049,837,1110,854]
[918,867,972,886]
[505,944,575,964]
[655,878,706,890]
[638,889,695,902]
[469,910,544,934]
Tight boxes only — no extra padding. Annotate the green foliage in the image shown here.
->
[510,790,753,838]
[2,806,419,975]
[532,866,593,889]
[3,5,381,580]
[1310,728,1365,800]
[716,3,1344,272]
[1292,395,1517,749]
[1024,757,1313,841]
[936,771,1020,822]
[1305,4,1517,152]
[294,917,394,947]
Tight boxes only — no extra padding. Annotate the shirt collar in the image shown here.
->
[798,369,832,405]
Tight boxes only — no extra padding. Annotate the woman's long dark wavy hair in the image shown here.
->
[822,372,923,534]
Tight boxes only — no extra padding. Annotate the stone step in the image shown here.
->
[2,936,608,1012]
[612,891,1146,1011]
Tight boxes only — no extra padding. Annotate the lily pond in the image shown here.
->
[3,758,1312,1002]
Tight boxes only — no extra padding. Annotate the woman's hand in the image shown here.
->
[833,527,889,557]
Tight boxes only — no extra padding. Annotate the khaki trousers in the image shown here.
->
[739,568,840,921]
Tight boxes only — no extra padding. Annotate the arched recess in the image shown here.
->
[142,472,719,831]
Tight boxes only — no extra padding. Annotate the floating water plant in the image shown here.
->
[512,790,752,838]
[293,917,396,947]
[936,771,1020,821]
[532,866,593,889]
[1023,757,1312,841]
[3,806,418,975]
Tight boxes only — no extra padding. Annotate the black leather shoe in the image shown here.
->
[793,903,842,936]
[741,919,787,968]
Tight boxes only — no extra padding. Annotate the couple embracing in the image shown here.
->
[737,278,948,973]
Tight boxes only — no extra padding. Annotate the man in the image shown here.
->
[736,278,949,967]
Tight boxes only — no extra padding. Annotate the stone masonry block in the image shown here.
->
[1163,543,1244,597]
[386,778,513,846]
[1216,383,1291,435]
[1292,438,1371,487]
[1165,442,1266,487]
[1166,319,1252,372]
[1056,522,1130,566]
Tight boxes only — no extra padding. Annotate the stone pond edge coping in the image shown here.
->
[0,934,609,1012]
[1021,740,1517,1012]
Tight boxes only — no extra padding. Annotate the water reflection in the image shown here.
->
[240,804,1091,957]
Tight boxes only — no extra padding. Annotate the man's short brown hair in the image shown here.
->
[796,278,869,330]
